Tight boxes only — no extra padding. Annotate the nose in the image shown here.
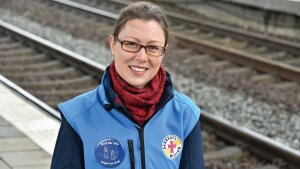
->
[135,47,147,62]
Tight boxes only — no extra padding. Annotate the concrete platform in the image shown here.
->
[172,0,300,16]
[177,0,300,41]
[216,0,300,16]
[0,81,60,168]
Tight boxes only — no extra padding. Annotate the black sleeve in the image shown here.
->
[179,119,205,169]
[51,114,85,169]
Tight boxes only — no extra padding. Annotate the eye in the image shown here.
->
[123,41,139,48]
[147,45,160,52]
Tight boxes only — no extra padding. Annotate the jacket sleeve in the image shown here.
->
[179,119,205,169]
[51,114,85,169]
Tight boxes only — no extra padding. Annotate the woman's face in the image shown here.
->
[109,19,166,88]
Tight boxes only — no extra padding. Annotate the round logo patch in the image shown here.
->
[162,134,182,160]
[95,139,125,168]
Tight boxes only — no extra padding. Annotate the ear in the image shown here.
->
[162,43,168,58]
[108,35,116,56]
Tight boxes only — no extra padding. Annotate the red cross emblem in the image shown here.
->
[162,134,182,160]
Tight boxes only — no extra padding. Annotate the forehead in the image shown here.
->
[118,19,165,43]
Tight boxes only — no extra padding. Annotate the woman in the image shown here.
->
[51,1,204,169]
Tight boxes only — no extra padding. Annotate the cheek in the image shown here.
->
[115,57,125,69]
[114,50,125,62]
[114,60,126,78]
[151,58,163,67]
[114,54,130,72]
[115,49,130,59]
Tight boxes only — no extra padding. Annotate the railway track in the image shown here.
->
[1,0,300,168]
[24,0,298,114]
[79,0,300,42]
[1,18,299,169]
[2,0,299,90]
[0,21,103,108]
[68,0,300,82]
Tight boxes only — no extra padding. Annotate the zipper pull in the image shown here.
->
[128,140,135,169]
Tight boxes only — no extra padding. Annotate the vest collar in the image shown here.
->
[97,66,174,122]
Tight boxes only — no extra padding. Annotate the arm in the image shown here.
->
[51,114,85,169]
[179,119,205,169]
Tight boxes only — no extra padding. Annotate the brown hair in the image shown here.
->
[111,1,169,46]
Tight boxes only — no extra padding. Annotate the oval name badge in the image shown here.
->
[162,134,182,160]
[95,138,125,168]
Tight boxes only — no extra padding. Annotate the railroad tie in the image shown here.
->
[225,67,252,75]
[183,54,213,65]
[204,146,243,161]
[267,51,286,60]
[209,60,231,68]
[201,131,208,142]
[0,48,36,57]
[19,76,93,87]
[4,67,76,79]
[174,48,194,56]
[0,37,11,43]
[220,37,233,45]
[256,46,267,53]
[252,164,279,169]
[170,24,185,31]
[184,28,199,35]
[0,42,22,51]
[31,87,95,97]
[231,41,247,50]
[0,54,46,63]
[0,61,61,72]
[272,82,299,89]
[197,32,215,39]
[251,74,275,83]
[283,58,300,66]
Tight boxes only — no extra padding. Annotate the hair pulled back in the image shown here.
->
[111,1,169,46]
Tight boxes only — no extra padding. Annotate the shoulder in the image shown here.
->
[172,90,201,119]
[167,90,201,138]
[58,88,99,124]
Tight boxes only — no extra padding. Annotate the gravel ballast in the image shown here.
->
[0,7,299,151]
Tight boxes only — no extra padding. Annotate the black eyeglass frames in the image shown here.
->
[115,37,166,57]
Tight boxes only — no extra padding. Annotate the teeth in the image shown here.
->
[130,66,146,72]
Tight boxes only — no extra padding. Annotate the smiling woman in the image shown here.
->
[109,19,165,89]
[51,1,205,169]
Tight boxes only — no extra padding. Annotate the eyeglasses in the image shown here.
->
[115,37,166,57]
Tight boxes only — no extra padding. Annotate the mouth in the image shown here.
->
[129,66,148,72]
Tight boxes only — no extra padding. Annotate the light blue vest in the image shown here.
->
[58,73,200,169]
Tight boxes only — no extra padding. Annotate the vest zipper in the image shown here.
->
[128,140,135,169]
[135,94,174,169]
[138,128,146,169]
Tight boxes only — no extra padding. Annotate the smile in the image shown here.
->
[129,66,148,72]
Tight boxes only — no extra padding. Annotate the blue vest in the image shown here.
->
[58,73,200,169]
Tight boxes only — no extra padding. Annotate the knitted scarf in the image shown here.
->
[109,62,166,126]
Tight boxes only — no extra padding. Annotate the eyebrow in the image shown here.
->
[122,36,164,45]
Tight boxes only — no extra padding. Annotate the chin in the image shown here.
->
[132,84,145,88]
[129,81,146,88]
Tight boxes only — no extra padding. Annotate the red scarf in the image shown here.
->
[109,62,166,126]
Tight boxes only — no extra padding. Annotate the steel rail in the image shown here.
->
[108,0,300,55]
[0,74,61,120]
[0,20,106,120]
[48,0,300,166]
[2,1,300,166]
[174,32,300,81]
[53,0,118,20]
[202,112,300,168]
[166,11,300,55]
[53,0,300,82]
